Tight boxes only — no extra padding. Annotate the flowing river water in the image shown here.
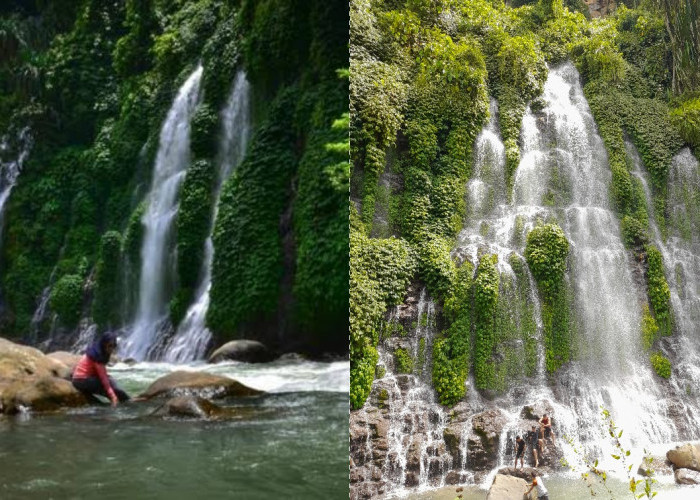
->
[0,359,349,499]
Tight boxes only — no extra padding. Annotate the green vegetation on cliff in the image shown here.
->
[351,0,698,409]
[0,0,349,356]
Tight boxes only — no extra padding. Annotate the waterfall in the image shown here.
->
[0,127,32,242]
[121,65,204,361]
[163,71,252,362]
[629,141,700,432]
[353,62,700,499]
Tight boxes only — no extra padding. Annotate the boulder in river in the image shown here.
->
[0,337,71,380]
[149,395,268,420]
[674,467,700,485]
[667,443,700,471]
[486,473,532,500]
[138,370,263,400]
[46,351,82,376]
[208,340,274,364]
[0,376,88,413]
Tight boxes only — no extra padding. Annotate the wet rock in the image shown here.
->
[404,471,419,487]
[468,408,508,470]
[0,376,88,413]
[497,466,539,481]
[675,467,700,485]
[46,351,82,376]
[0,337,71,379]
[138,370,263,400]
[406,437,423,472]
[638,456,672,477]
[152,395,224,419]
[667,443,700,471]
[444,470,468,485]
[443,423,463,462]
[150,395,264,420]
[520,400,555,422]
[208,340,273,364]
[486,473,529,500]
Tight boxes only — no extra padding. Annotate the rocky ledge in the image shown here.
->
[0,337,88,413]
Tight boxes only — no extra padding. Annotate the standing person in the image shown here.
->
[514,435,526,469]
[539,413,556,447]
[527,425,540,467]
[525,472,549,500]
[72,332,130,406]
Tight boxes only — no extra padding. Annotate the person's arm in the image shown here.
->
[525,479,535,494]
[93,361,118,405]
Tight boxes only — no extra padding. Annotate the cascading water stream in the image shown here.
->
[163,70,252,362]
[121,65,204,361]
[454,61,683,477]
[628,141,700,433]
[0,127,31,242]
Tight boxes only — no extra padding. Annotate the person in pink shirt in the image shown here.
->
[72,332,130,406]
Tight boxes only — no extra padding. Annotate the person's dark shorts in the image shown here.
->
[539,495,549,500]
[516,449,524,458]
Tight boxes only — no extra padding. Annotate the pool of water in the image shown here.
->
[0,358,349,499]
[400,473,700,500]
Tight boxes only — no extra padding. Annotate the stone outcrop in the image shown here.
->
[674,467,700,485]
[469,408,508,471]
[667,443,700,472]
[0,338,71,380]
[208,340,274,364]
[47,351,82,376]
[150,395,266,420]
[486,474,532,500]
[0,376,88,413]
[585,0,616,19]
[0,337,86,413]
[138,370,263,400]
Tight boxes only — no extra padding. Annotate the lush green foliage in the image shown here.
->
[350,214,416,408]
[1,0,349,358]
[49,274,84,328]
[92,231,123,329]
[525,223,569,297]
[670,98,700,148]
[641,304,659,351]
[650,351,671,379]
[208,88,298,335]
[432,261,473,405]
[646,245,672,336]
[472,254,499,390]
[525,223,572,371]
[394,347,414,373]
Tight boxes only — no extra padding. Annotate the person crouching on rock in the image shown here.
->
[525,472,549,500]
[72,332,130,406]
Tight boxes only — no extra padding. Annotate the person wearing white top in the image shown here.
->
[525,473,549,500]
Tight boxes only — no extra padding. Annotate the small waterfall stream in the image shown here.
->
[629,140,700,432]
[0,127,32,241]
[122,65,204,360]
[164,70,252,362]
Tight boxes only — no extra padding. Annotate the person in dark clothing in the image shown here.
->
[72,332,130,406]
[514,435,526,469]
[527,425,541,467]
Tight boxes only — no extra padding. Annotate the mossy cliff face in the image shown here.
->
[350,0,699,409]
[0,0,349,357]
